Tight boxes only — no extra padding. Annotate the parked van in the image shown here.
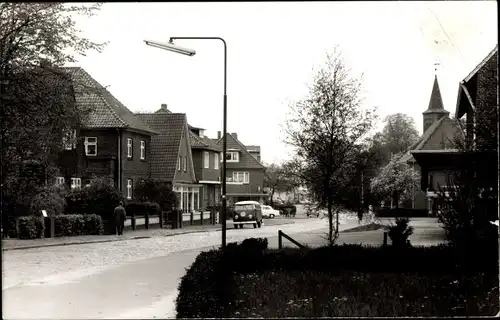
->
[233,200,263,229]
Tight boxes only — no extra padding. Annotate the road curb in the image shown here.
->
[1,228,219,251]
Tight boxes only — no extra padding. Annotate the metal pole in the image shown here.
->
[169,37,228,248]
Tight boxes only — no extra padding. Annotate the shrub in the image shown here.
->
[54,214,104,237]
[18,216,45,239]
[376,208,428,218]
[386,216,414,247]
[125,201,160,217]
[30,187,66,217]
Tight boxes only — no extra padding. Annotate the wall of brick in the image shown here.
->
[226,168,265,194]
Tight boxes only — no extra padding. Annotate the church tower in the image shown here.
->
[422,74,449,133]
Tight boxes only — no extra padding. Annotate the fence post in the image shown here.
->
[159,210,164,228]
[200,211,204,225]
[50,217,55,238]
[145,210,149,229]
[383,232,388,246]
[278,230,283,249]
[131,211,136,230]
[179,210,183,229]
[190,211,194,225]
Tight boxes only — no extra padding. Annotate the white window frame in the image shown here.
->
[140,140,145,160]
[71,178,81,189]
[62,129,77,150]
[55,177,65,185]
[127,179,133,200]
[214,153,219,170]
[84,137,97,156]
[203,151,210,169]
[178,156,182,171]
[226,151,239,162]
[183,156,187,172]
[127,138,133,158]
[232,171,250,184]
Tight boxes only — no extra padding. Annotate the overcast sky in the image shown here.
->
[71,1,498,164]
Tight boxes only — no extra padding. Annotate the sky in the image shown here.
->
[71,1,498,165]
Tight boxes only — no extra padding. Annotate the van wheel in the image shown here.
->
[257,221,262,228]
[240,224,244,229]
[269,214,275,219]
[253,223,257,228]
[234,225,238,229]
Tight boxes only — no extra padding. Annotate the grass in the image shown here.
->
[228,270,499,317]
[341,222,385,233]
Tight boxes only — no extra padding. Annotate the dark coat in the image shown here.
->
[114,206,127,224]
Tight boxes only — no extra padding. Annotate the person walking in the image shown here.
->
[114,201,127,236]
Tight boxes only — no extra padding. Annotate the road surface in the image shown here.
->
[2,216,339,319]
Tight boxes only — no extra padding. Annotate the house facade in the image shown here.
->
[410,46,498,215]
[213,132,267,205]
[137,105,202,213]
[56,67,157,200]
[189,126,222,209]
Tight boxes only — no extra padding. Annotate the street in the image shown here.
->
[2,216,336,319]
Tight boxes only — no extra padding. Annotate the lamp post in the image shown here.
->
[144,37,228,249]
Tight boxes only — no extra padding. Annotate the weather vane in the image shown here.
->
[434,61,441,74]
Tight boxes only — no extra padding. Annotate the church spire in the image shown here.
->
[422,72,449,133]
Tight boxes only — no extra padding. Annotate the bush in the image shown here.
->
[18,216,45,239]
[54,214,104,237]
[376,208,428,218]
[125,201,160,217]
[30,187,66,217]
[386,216,414,247]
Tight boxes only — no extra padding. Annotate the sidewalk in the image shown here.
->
[1,223,222,251]
[1,218,297,251]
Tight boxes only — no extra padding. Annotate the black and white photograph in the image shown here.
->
[1,1,498,318]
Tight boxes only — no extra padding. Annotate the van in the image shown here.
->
[233,200,263,229]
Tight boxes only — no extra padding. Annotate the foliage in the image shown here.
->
[134,179,179,211]
[370,154,420,208]
[54,214,103,237]
[381,113,420,157]
[29,185,67,217]
[386,217,414,247]
[230,270,497,317]
[125,201,160,217]
[284,48,377,244]
[17,216,44,239]
[264,161,299,206]
[1,3,105,222]
[66,176,123,219]
[376,208,428,218]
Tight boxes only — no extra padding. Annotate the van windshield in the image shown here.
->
[235,204,255,211]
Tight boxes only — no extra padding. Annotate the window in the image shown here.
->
[140,140,145,160]
[55,177,65,185]
[62,129,77,150]
[127,138,133,158]
[84,137,97,156]
[127,179,133,199]
[203,151,210,168]
[183,156,187,172]
[232,171,250,184]
[214,153,219,170]
[226,151,239,162]
[71,178,81,189]
[178,156,182,171]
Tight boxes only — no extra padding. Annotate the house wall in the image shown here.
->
[226,168,265,194]
[192,149,221,182]
[174,130,195,183]
[120,130,152,200]
[475,51,498,151]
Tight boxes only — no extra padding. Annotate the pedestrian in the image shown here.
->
[114,201,127,236]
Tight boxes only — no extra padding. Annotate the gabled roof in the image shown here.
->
[64,67,157,135]
[423,75,449,115]
[214,133,265,169]
[246,145,261,152]
[136,112,187,181]
[189,130,222,152]
[463,45,498,83]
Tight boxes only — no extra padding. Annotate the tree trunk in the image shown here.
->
[270,188,275,206]
[327,197,334,245]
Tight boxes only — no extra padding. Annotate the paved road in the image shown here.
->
[2,217,333,319]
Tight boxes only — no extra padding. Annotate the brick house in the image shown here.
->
[410,45,498,215]
[399,74,463,211]
[212,132,267,205]
[56,67,157,200]
[136,105,202,213]
[189,126,222,209]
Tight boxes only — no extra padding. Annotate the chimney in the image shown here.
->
[156,103,169,114]
[231,132,238,140]
[217,131,221,139]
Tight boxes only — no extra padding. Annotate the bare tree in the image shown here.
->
[284,48,376,244]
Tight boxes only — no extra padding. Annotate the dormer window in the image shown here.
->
[226,151,239,162]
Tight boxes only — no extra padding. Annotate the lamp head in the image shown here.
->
[144,39,196,56]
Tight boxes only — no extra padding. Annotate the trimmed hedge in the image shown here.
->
[376,208,428,218]
[176,238,499,318]
[18,216,45,239]
[125,202,160,217]
[17,214,104,239]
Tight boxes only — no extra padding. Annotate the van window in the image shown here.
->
[235,204,255,211]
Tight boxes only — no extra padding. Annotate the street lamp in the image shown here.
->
[144,37,228,249]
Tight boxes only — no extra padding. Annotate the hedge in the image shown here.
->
[176,238,499,318]
[125,202,160,217]
[376,208,428,218]
[17,214,104,239]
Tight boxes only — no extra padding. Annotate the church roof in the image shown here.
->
[423,75,449,115]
